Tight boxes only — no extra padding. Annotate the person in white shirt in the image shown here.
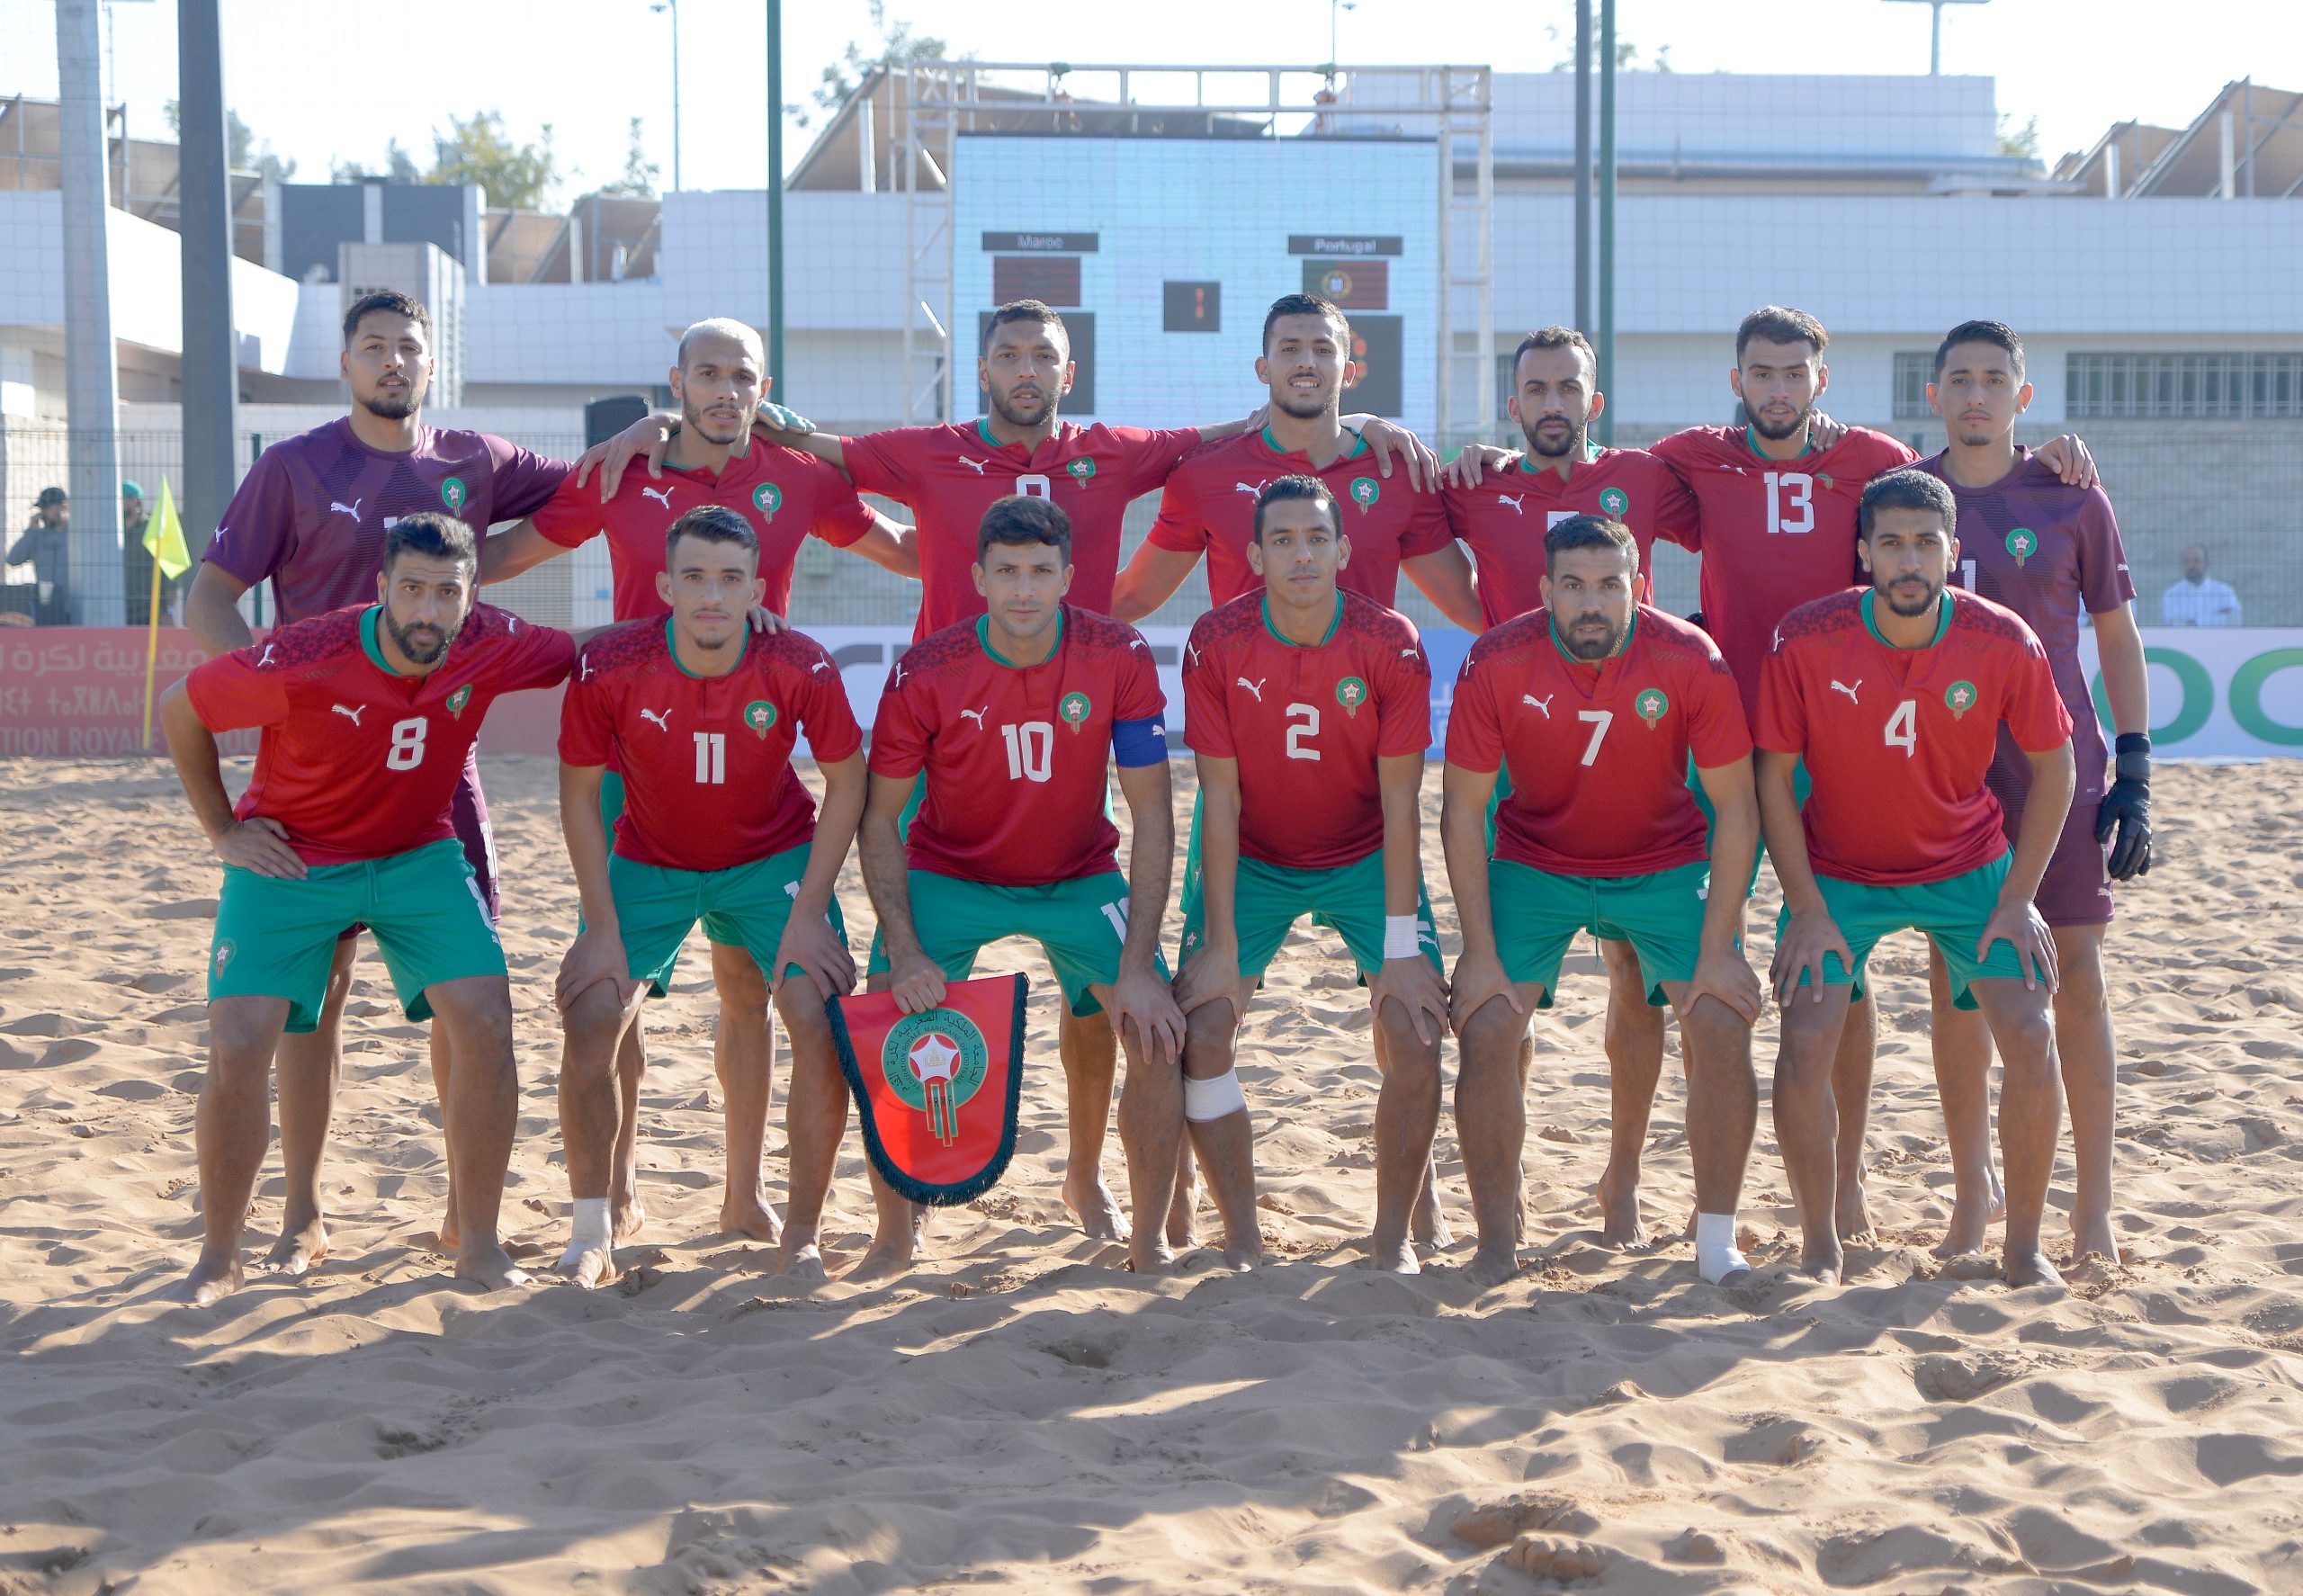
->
[2161,546,2242,628]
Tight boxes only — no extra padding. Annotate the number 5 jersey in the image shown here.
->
[185,602,576,865]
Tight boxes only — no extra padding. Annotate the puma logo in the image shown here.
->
[1237,677,1267,702]
[1232,482,1261,498]
[1830,679,1862,704]
[958,456,989,475]
[958,706,990,730]
[1128,638,1145,650]
[330,703,365,726]
[640,708,672,731]
[329,498,363,523]
[256,644,277,668]
[1185,641,1202,667]
[1401,648,1420,659]
[641,486,675,509]
[1521,693,1554,718]
[810,660,831,673]
[1495,493,1525,515]
[579,654,595,681]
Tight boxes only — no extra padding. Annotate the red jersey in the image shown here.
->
[840,419,1203,639]
[185,603,574,865]
[1181,590,1431,871]
[868,606,1165,884]
[1146,428,1455,610]
[205,418,569,624]
[558,620,864,872]
[1756,588,2073,887]
[531,443,874,622]
[1651,425,1919,724]
[1442,444,1699,626]
[1447,605,1752,878]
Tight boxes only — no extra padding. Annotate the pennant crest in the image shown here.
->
[829,975,1027,1206]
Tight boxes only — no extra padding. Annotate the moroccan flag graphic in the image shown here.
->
[827,973,1027,1206]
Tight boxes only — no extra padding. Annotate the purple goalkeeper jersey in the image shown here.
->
[1920,446,2136,817]
[203,417,570,623]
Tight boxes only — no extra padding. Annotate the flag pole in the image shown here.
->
[140,553,163,750]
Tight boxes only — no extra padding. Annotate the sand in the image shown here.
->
[3,753,2302,1595]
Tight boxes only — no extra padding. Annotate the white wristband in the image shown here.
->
[1384,915,1422,962]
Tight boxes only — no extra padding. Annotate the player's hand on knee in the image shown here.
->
[888,950,946,1015]
[1687,944,1763,1026]
[555,927,636,1014]
[1447,949,1523,1036]
[1372,955,1449,1047]
[1172,939,1242,1015]
[746,605,791,635]
[1979,898,2058,993]
[1442,443,1517,490]
[771,915,855,1000]
[214,816,307,881]
[1770,909,1850,1008]
[1112,967,1186,1066]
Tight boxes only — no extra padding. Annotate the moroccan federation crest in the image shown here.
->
[829,973,1027,1205]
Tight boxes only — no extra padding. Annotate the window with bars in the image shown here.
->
[2066,353,2303,420]
[1892,353,1935,419]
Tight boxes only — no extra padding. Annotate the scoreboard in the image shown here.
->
[954,135,1439,435]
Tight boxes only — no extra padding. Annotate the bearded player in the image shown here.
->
[1172,477,1447,1274]
[1443,516,1763,1287]
[858,495,1187,1277]
[481,317,908,1250]
[1919,320,2149,1267]
[158,514,576,1303]
[1760,471,2074,1287]
[555,507,867,1286]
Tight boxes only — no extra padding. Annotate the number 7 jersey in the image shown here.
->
[1757,587,2073,886]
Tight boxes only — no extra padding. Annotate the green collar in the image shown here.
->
[1860,587,1955,650]
[974,417,1006,450]
[1548,606,1636,665]
[359,605,394,672]
[1517,436,1604,476]
[1261,424,1369,462]
[1743,423,1815,462]
[662,614,749,679]
[976,606,1065,668]
[1262,591,1344,648]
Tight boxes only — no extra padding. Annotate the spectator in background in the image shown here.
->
[4,486,71,625]
[2160,545,2242,628]
[120,480,182,626]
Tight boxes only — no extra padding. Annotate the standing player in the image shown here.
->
[157,514,576,1302]
[1111,294,1481,628]
[1442,516,1763,1287]
[1759,471,2074,1287]
[1171,477,1447,1274]
[554,507,868,1286]
[857,496,1187,1278]
[480,317,909,1248]
[1919,320,2149,1266]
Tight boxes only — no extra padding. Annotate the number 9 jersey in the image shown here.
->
[184,601,576,865]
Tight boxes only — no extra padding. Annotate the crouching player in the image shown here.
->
[555,506,867,1285]
[159,513,575,1302]
[1441,515,1765,1287]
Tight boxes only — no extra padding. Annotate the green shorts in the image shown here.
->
[1179,847,1441,980]
[610,842,843,999]
[866,869,1161,1018]
[1779,853,2021,1010]
[1692,752,1807,896]
[1489,857,1715,1009]
[209,838,505,1032]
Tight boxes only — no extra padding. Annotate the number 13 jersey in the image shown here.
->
[1757,587,2072,886]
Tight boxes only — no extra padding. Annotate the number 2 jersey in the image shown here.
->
[868,606,1166,885]
[1180,589,1432,871]
[184,602,576,865]
[1447,605,1752,878]
[558,620,865,872]
[1757,588,2073,887]
[1651,425,1919,723]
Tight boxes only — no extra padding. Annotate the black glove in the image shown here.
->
[2094,732,2152,881]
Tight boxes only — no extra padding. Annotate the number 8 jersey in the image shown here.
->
[868,606,1167,886]
[1757,587,2073,886]
[185,601,576,865]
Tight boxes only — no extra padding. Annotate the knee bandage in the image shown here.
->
[1183,1068,1248,1122]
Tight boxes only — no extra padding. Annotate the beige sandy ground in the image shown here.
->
[3,754,2302,1595]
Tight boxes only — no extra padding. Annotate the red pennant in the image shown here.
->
[828,973,1027,1206]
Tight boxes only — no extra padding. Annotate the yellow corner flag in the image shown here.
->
[141,476,193,752]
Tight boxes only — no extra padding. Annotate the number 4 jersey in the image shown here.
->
[558,619,865,871]
[1757,587,2073,886]
[185,602,577,865]
[868,606,1166,886]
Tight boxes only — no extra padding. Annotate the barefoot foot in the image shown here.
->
[1465,1244,1519,1287]
[556,1242,617,1289]
[612,1191,647,1245]
[1369,1233,1420,1275]
[180,1251,245,1306]
[263,1216,328,1276]
[457,1242,533,1291]
[1835,1179,1875,1243]
[1931,1190,1998,1260]
[1596,1170,1649,1250]
[1797,1242,1844,1287]
[1062,1173,1125,1242]
[719,1193,782,1245]
[774,1235,828,1281]
[2068,1209,2120,1268]
[2003,1247,2065,1289]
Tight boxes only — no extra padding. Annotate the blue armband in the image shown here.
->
[1112,715,1169,767]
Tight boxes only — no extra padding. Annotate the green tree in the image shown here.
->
[1998,113,2041,162]
[594,117,659,199]
[1542,4,1673,72]
[793,2,955,130]
[162,100,297,182]
[427,111,559,211]
[328,139,421,185]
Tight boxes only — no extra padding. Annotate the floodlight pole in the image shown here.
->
[1884,0,1991,76]
[1597,0,1615,444]
[55,0,123,624]
[766,0,785,397]
[1573,0,1591,333]
[179,0,238,556]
